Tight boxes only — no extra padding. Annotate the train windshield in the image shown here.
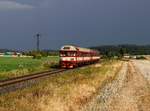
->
[60,51,76,57]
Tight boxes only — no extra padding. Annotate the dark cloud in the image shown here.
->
[0,0,150,50]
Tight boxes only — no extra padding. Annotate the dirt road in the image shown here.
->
[132,60,150,83]
[82,60,150,111]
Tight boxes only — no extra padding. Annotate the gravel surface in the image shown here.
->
[82,61,150,111]
[132,60,150,83]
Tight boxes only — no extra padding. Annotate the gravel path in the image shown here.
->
[82,61,150,111]
[131,60,150,83]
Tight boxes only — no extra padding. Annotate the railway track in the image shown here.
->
[0,69,67,88]
[0,63,97,94]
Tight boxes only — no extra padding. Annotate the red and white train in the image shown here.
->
[59,45,100,68]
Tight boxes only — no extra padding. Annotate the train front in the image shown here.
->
[59,45,77,68]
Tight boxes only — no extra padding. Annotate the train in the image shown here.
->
[59,45,100,68]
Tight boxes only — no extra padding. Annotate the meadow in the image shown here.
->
[0,56,59,80]
[0,60,122,111]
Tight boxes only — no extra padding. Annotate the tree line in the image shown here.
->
[91,44,150,58]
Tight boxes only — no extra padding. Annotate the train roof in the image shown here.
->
[60,45,99,53]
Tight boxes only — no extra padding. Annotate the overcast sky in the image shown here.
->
[0,0,150,50]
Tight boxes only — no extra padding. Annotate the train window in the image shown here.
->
[67,52,76,56]
[77,52,81,56]
[60,52,67,56]
[63,47,70,50]
[60,52,76,57]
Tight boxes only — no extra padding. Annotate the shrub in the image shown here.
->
[136,56,146,60]
[42,61,59,69]
[33,54,42,59]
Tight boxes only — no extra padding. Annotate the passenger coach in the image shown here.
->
[59,45,100,68]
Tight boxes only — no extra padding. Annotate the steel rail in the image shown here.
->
[0,69,67,87]
[0,62,99,89]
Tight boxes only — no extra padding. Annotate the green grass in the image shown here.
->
[0,56,59,80]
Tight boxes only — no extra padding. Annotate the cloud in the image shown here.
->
[0,1,34,10]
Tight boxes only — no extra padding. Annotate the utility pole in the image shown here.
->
[36,33,41,52]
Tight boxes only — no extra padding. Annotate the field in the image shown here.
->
[0,60,122,111]
[0,56,59,80]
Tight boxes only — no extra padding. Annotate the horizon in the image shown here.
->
[0,44,150,51]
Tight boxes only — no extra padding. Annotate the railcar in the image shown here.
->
[59,45,100,68]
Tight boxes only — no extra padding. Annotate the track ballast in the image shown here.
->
[0,69,67,88]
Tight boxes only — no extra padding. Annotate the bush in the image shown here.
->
[33,54,42,59]
[136,56,146,60]
[42,61,59,69]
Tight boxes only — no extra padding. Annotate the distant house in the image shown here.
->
[0,53,4,57]
[4,52,22,57]
[5,52,14,55]
[131,56,137,59]
[16,52,22,57]
[123,54,130,59]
